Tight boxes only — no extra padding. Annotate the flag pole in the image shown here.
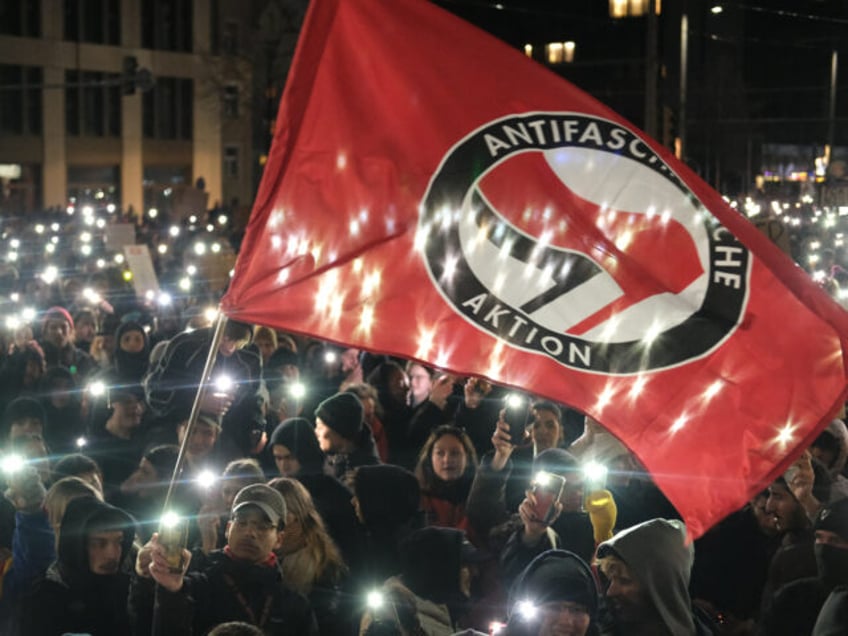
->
[159,310,229,518]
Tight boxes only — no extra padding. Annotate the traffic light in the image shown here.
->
[122,56,138,95]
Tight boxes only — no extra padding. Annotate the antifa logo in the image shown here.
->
[419,113,750,374]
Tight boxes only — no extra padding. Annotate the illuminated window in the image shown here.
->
[545,41,575,64]
[524,44,533,58]
[609,0,661,18]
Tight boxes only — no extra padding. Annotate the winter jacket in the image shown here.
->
[813,585,848,635]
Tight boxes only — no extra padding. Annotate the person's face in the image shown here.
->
[50,378,73,408]
[9,417,43,441]
[178,421,218,458]
[315,417,345,453]
[76,320,96,342]
[226,507,283,563]
[120,458,159,497]
[341,348,360,374]
[530,408,562,452]
[113,395,144,428]
[751,494,778,536]
[255,337,275,362]
[221,478,254,510]
[408,364,432,402]
[79,470,104,496]
[45,318,71,348]
[360,395,376,423]
[431,434,467,482]
[281,364,299,383]
[537,601,592,636]
[87,530,124,575]
[218,335,244,358]
[816,529,848,549]
[272,444,302,477]
[602,559,651,626]
[766,482,807,533]
[388,368,410,405]
[119,329,145,353]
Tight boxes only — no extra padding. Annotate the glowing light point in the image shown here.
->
[114,254,125,264]
[89,381,106,397]
[289,382,306,399]
[194,242,207,256]
[161,511,181,529]
[516,600,537,620]
[703,380,723,401]
[169,226,180,237]
[366,591,383,610]
[775,422,796,447]
[196,470,217,489]
[670,414,688,434]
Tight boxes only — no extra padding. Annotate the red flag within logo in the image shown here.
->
[221,0,848,537]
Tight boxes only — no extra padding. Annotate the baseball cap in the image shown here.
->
[231,484,286,528]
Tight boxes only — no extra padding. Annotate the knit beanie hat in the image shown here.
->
[354,464,420,527]
[42,306,74,334]
[4,397,47,428]
[268,417,325,473]
[816,498,848,540]
[315,392,364,442]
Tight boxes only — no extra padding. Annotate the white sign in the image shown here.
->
[104,223,136,251]
[123,244,160,299]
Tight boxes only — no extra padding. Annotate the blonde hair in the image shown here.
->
[45,476,103,545]
[253,326,278,349]
[267,477,347,594]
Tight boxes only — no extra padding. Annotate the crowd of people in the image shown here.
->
[0,200,845,635]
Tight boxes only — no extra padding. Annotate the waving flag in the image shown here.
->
[221,0,848,537]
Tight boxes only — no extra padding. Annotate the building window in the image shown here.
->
[224,146,239,178]
[546,41,576,65]
[0,0,40,37]
[142,0,192,52]
[64,0,120,44]
[609,0,661,18]
[223,85,239,118]
[65,70,121,137]
[142,77,193,140]
[0,65,42,135]
[222,21,239,55]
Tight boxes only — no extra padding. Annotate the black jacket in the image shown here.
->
[130,549,318,636]
[18,497,136,636]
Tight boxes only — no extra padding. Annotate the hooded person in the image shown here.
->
[811,420,848,502]
[351,464,423,589]
[505,549,600,636]
[37,366,85,455]
[268,417,359,563]
[314,392,380,482]
[595,518,712,636]
[18,496,137,635]
[760,498,848,636]
[367,527,481,635]
[113,320,151,383]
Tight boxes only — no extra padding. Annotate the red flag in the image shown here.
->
[221,0,848,537]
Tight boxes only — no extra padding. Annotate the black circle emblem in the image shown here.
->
[419,113,749,375]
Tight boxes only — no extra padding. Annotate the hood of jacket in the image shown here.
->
[57,496,136,588]
[597,518,695,636]
[399,526,465,605]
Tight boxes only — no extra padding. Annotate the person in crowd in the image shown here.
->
[760,451,831,615]
[268,477,352,635]
[2,396,47,445]
[366,361,413,465]
[466,418,595,568]
[51,453,104,496]
[595,518,714,635]
[19,495,137,635]
[131,483,318,635]
[379,526,481,635]
[144,320,266,463]
[811,420,848,502]
[37,366,85,455]
[73,309,97,354]
[500,549,600,636]
[415,426,478,539]
[314,392,380,482]
[209,622,266,636]
[175,413,222,472]
[759,497,848,634]
[37,306,96,382]
[89,312,120,369]
[196,458,266,554]
[345,383,389,462]
[338,347,364,391]
[359,580,427,636]
[268,417,360,562]
[86,383,146,504]
[251,325,278,367]
[351,464,423,590]
[112,320,151,383]
[43,476,103,544]
[0,341,46,412]
[406,362,434,411]
[120,444,185,541]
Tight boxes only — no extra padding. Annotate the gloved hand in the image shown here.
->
[585,488,617,544]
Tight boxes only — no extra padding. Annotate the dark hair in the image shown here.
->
[53,454,102,482]
[414,426,478,491]
[222,458,265,482]
[531,401,562,423]
[813,430,841,460]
